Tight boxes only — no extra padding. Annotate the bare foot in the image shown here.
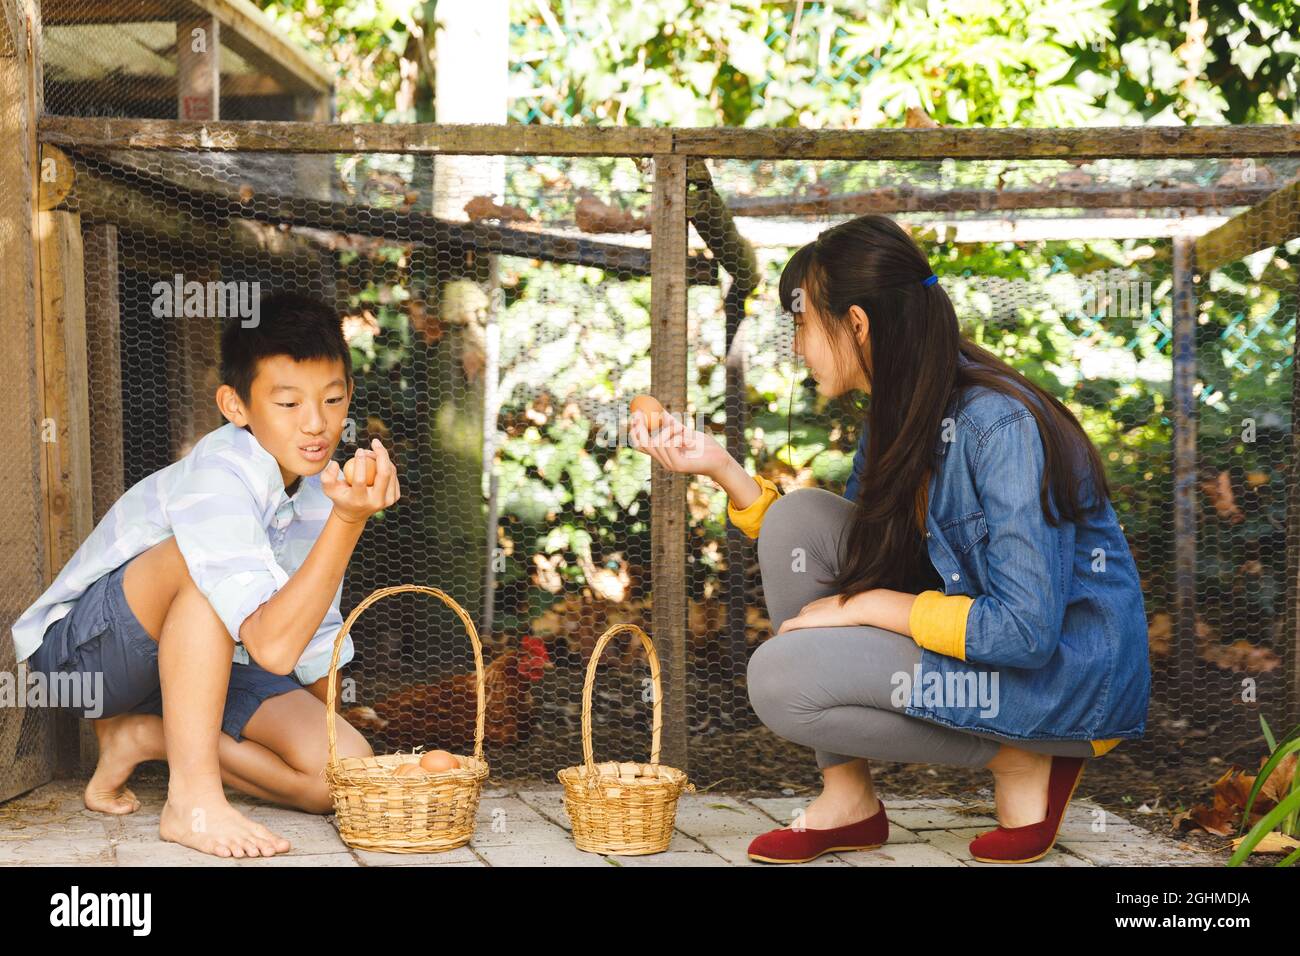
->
[84,714,160,815]
[793,790,882,830]
[159,788,292,858]
[989,747,1051,828]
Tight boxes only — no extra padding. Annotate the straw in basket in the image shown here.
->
[557,622,694,855]
[324,584,491,853]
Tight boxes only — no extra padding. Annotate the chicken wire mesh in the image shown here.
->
[40,0,331,123]
[5,130,1299,796]
[696,154,1300,785]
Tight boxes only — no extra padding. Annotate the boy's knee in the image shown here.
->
[295,772,336,814]
[296,729,371,814]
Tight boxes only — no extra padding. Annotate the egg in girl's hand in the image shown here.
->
[630,394,664,433]
[419,750,460,773]
[342,451,377,486]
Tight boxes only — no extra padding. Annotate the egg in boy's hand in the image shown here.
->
[342,450,377,487]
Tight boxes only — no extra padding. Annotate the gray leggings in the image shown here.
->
[746,487,1096,770]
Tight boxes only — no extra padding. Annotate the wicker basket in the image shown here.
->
[557,622,694,855]
[324,584,490,853]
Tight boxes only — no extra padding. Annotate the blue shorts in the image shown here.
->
[27,557,305,743]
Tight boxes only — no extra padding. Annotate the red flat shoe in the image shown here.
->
[748,800,889,864]
[969,755,1086,864]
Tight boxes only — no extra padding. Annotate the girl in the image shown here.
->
[629,214,1150,864]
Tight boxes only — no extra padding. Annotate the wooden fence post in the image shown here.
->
[650,153,689,773]
[1171,235,1199,713]
[0,0,55,801]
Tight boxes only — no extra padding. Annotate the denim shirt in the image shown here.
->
[843,355,1151,743]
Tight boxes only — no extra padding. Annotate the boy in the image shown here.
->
[10,292,391,859]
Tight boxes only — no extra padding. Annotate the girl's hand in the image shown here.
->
[777,593,870,634]
[629,409,732,479]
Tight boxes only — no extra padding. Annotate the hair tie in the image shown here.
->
[922,273,938,287]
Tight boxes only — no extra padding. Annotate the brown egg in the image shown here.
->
[419,750,460,773]
[630,394,664,433]
[342,453,377,486]
[394,761,426,777]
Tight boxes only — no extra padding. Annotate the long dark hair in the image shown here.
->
[777,214,1112,602]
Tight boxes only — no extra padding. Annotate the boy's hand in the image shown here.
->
[322,438,400,524]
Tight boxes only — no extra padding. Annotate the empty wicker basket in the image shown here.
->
[557,622,694,855]
[324,584,490,853]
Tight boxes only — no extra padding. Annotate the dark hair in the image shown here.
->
[778,214,1112,601]
[220,291,352,406]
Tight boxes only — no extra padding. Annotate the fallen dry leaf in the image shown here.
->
[1230,830,1299,855]
[464,195,534,223]
[574,193,647,233]
[904,106,940,128]
[1200,469,1244,523]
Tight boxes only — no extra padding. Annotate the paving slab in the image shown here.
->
[0,778,1223,867]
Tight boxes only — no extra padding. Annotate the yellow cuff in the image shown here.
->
[1090,738,1122,757]
[727,474,780,539]
[908,589,973,661]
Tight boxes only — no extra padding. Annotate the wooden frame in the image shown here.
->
[1195,176,1300,273]
[38,116,1300,159]
[41,0,333,99]
[649,154,689,770]
[15,35,1300,783]
[1,0,59,802]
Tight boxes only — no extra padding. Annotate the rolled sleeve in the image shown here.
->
[962,412,1075,669]
[727,474,780,539]
[909,589,973,660]
[165,460,289,645]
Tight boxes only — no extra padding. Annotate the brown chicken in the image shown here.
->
[343,636,550,754]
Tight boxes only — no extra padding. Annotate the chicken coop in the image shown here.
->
[4,1,1300,805]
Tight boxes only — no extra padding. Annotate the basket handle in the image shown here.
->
[325,584,487,767]
[579,622,663,776]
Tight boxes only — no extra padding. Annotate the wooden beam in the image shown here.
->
[38,116,1300,159]
[1195,177,1300,273]
[38,210,95,576]
[66,160,332,275]
[64,148,720,283]
[40,0,176,24]
[672,125,1300,160]
[1287,248,1300,727]
[0,0,57,803]
[1171,236,1199,716]
[42,0,333,94]
[37,208,97,781]
[84,223,123,526]
[187,0,333,95]
[177,14,220,121]
[727,183,1282,217]
[649,153,689,775]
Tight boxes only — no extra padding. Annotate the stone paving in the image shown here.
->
[0,778,1220,866]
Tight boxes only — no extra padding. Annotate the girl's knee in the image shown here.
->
[756,488,804,551]
[747,637,797,725]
